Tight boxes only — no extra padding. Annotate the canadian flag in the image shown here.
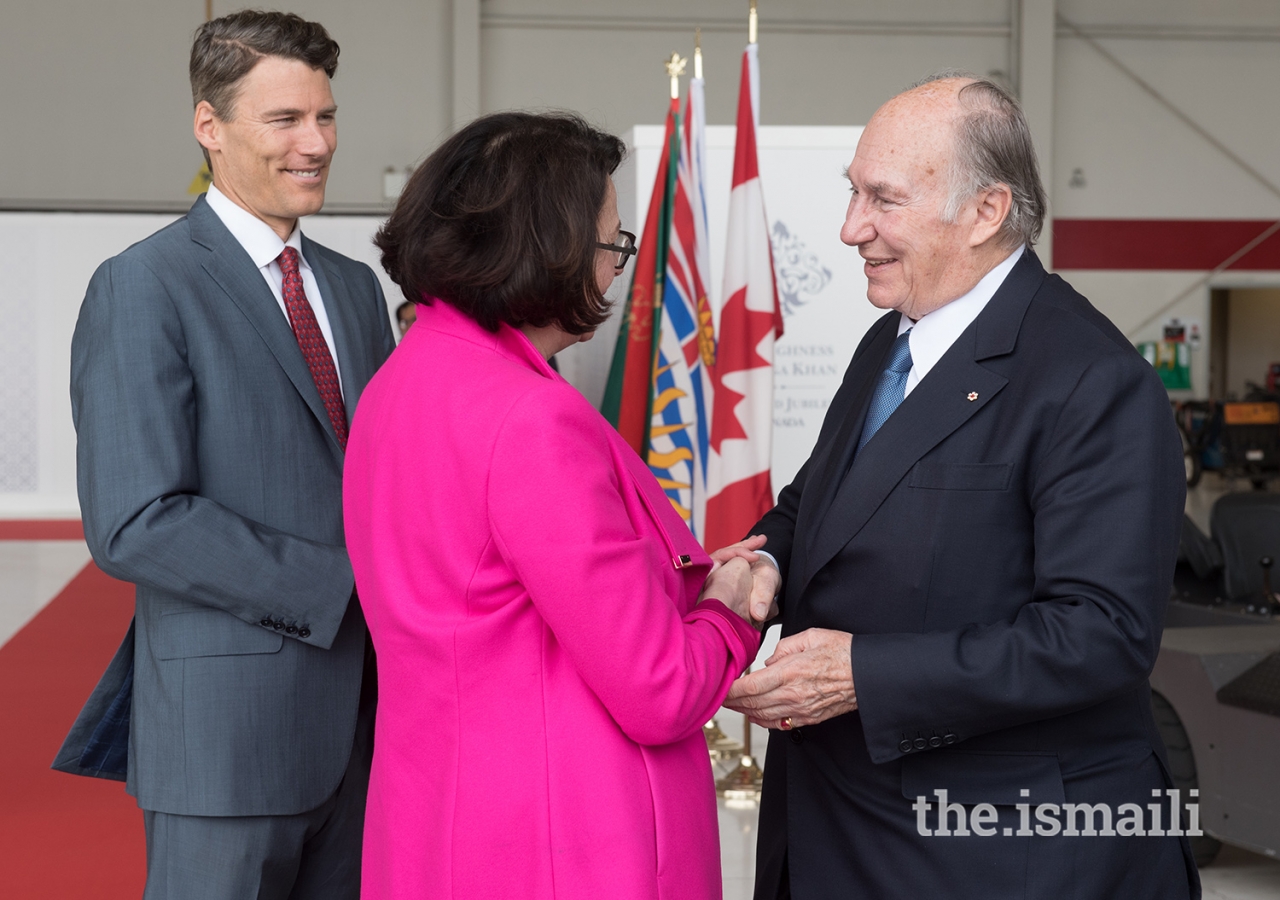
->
[703,42,784,553]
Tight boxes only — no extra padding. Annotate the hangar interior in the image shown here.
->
[1,1,1279,897]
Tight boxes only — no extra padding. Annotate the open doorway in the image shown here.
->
[1184,287,1280,531]
[1209,287,1280,401]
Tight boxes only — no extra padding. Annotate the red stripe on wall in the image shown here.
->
[0,520,84,541]
[1053,219,1280,271]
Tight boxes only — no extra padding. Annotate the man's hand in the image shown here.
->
[710,535,781,624]
[724,628,857,729]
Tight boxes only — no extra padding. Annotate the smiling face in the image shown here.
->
[194,56,337,240]
[841,81,994,320]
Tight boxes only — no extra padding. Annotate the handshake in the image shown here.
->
[697,534,780,629]
[698,534,859,732]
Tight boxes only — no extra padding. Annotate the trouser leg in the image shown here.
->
[141,807,306,900]
[143,642,376,900]
[289,644,377,900]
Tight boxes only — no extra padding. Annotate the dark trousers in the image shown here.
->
[141,648,376,900]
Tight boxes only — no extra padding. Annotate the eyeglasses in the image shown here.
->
[595,230,637,271]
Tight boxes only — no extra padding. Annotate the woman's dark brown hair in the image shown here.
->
[376,112,626,334]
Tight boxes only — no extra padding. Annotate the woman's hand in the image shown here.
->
[710,534,780,625]
[708,533,767,567]
[698,557,756,626]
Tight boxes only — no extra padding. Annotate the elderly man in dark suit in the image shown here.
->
[720,75,1198,899]
[53,11,395,898]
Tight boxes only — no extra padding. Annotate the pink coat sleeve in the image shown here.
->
[487,382,758,746]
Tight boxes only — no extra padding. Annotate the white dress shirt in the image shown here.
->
[898,244,1024,398]
[204,184,343,394]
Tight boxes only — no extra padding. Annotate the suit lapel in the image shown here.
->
[797,250,1047,595]
[189,199,345,460]
[796,315,896,543]
[801,334,1008,590]
[304,237,367,424]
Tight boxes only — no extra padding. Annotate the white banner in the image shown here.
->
[615,125,879,493]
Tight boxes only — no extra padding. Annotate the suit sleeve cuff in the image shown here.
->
[756,550,781,578]
[691,598,761,660]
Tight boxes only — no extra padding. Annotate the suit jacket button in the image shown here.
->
[298,627,311,638]
[929,735,942,749]
[273,620,284,630]
[899,739,913,753]
[943,733,958,746]
[789,729,804,744]
[260,618,273,628]
[913,737,928,751]
[285,625,298,635]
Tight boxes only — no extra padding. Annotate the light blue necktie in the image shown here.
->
[855,328,914,455]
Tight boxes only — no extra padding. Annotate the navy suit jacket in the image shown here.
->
[751,251,1199,899]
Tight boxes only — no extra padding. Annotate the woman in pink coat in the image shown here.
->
[344,112,763,899]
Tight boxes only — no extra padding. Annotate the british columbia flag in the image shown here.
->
[647,74,718,538]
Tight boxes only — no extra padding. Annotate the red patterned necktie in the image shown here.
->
[278,246,347,449]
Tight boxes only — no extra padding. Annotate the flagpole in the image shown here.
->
[714,0,770,808]
[739,0,762,791]
[691,24,742,766]
[600,55,682,450]
[665,51,685,100]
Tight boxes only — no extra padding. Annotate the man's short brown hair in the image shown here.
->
[376,112,626,336]
[190,10,340,121]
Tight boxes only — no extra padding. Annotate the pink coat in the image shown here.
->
[344,300,760,899]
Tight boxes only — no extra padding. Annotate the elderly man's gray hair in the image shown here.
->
[912,72,1048,249]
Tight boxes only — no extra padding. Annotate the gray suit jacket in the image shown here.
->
[53,195,396,817]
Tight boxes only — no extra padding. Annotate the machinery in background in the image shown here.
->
[1158,492,1280,866]
[1175,389,1280,489]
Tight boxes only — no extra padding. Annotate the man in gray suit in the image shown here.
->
[53,11,396,898]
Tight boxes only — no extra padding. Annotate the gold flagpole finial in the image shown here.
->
[748,0,758,44]
[664,51,687,100]
[694,28,703,79]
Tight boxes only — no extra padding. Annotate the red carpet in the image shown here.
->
[0,562,145,898]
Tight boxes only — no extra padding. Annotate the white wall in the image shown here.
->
[5,2,1280,216]
[1051,1,1280,398]
[1,0,1019,209]
[482,0,1013,135]
[0,212,398,519]
[0,0,452,211]
[5,1,1280,515]
[0,214,179,517]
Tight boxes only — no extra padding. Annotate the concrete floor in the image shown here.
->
[1185,472,1237,535]
[0,539,89,646]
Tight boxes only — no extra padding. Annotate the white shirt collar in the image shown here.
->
[898,244,1024,395]
[204,183,307,271]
